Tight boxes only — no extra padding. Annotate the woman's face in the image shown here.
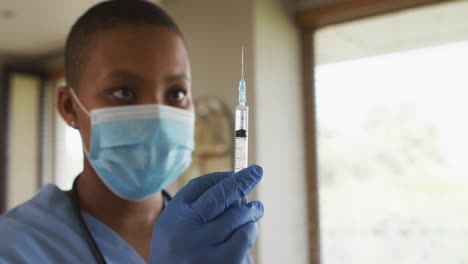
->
[58,24,192,150]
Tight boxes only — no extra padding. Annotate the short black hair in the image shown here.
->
[65,0,182,88]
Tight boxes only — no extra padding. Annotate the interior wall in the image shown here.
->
[163,1,309,263]
[161,0,256,192]
[162,0,255,111]
[162,1,264,261]
[254,0,309,263]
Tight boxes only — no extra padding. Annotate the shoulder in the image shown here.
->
[0,185,84,262]
[0,215,35,261]
[0,184,70,226]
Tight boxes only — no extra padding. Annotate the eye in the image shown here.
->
[111,86,136,102]
[167,87,188,106]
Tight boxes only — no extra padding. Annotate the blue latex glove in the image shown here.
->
[149,165,264,264]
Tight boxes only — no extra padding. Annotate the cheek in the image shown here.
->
[184,96,194,111]
[188,99,195,111]
[186,91,194,108]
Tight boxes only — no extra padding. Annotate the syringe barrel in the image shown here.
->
[234,105,248,173]
[235,105,248,205]
[235,105,248,132]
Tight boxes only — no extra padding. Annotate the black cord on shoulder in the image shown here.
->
[161,189,172,208]
[71,175,172,264]
[71,176,107,264]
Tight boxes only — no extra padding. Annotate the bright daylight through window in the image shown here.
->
[314,1,468,263]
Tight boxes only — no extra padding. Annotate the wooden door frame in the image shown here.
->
[0,67,11,214]
[294,0,451,263]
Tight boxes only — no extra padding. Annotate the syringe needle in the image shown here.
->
[241,46,244,80]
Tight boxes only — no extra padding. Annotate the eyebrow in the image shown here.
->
[165,73,191,82]
[105,70,191,82]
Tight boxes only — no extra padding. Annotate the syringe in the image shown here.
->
[235,47,249,205]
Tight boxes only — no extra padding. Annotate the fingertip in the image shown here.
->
[248,201,264,213]
[233,166,262,197]
[248,201,264,222]
[257,201,264,213]
[235,165,262,185]
[249,164,263,179]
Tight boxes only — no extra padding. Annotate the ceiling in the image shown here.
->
[315,0,468,64]
[0,0,326,58]
[0,0,160,57]
[2,0,466,63]
[0,0,102,57]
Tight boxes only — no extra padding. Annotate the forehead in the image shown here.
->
[81,24,190,83]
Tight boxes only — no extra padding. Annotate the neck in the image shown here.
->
[73,160,164,261]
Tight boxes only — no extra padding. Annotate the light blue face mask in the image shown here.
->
[70,89,194,201]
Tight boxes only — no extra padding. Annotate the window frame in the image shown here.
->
[294,0,450,263]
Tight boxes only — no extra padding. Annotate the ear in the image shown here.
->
[56,85,78,129]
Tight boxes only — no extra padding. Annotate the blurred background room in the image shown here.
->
[1,0,468,263]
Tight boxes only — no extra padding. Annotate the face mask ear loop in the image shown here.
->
[81,140,90,156]
[68,87,91,117]
[68,87,92,156]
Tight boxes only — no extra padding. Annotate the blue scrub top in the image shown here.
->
[0,185,146,264]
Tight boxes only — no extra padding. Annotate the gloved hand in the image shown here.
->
[149,165,264,264]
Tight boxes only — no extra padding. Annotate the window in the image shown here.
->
[315,1,468,263]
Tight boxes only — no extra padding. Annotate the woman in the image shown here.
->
[0,1,264,263]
